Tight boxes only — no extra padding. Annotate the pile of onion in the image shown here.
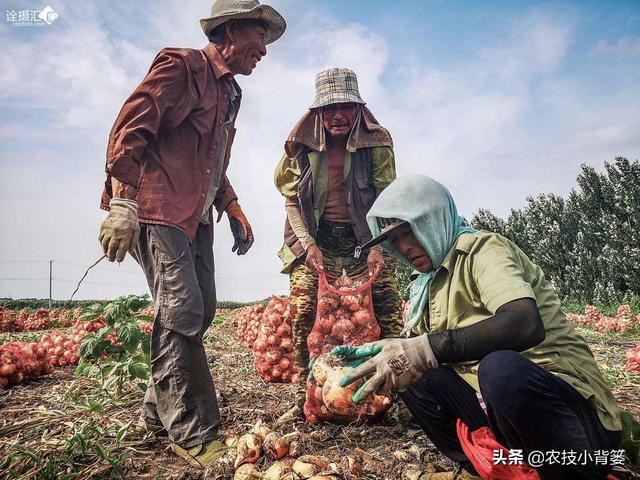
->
[22,308,52,331]
[626,345,640,372]
[49,308,74,327]
[72,317,107,336]
[39,332,81,367]
[138,307,155,317]
[139,322,153,336]
[0,341,52,389]
[0,307,20,333]
[235,304,265,348]
[252,296,299,384]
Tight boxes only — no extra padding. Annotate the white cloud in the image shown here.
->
[1,2,638,301]
[593,36,640,58]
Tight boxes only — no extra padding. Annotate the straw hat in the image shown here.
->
[310,68,366,109]
[200,0,286,44]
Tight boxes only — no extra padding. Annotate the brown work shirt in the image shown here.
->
[101,43,241,241]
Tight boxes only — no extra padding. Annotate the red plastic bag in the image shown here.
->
[456,419,540,480]
[304,270,391,423]
[253,296,299,384]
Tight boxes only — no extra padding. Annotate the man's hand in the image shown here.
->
[305,244,324,272]
[226,201,254,255]
[99,198,140,262]
[367,248,386,278]
[334,335,438,403]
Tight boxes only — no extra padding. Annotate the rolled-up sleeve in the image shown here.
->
[371,147,397,191]
[106,49,199,187]
[274,153,301,197]
[470,236,536,314]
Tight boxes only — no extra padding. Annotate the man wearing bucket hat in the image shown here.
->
[98,0,285,467]
[274,68,404,416]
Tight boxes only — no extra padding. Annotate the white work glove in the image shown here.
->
[333,334,438,403]
[99,198,140,262]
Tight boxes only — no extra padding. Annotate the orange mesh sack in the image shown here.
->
[253,296,299,384]
[304,270,392,423]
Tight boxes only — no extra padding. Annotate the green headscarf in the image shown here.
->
[367,175,476,334]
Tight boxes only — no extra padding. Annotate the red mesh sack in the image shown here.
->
[0,341,52,389]
[303,270,391,423]
[0,307,19,333]
[40,331,80,367]
[23,308,51,331]
[235,304,265,348]
[456,419,540,480]
[253,296,299,384]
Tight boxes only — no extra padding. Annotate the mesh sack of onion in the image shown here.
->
[304,270,392,423]
[236,304,265,348]
[252,296,299,384]
[0,307,20,333]
[0,341,53,389]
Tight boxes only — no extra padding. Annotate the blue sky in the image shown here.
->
[0,0,639,300]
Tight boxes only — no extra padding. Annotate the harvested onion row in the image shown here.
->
[0,316,154,389]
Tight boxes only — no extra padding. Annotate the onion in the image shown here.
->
[234,463,262,480]
[280,337,293,352]
[265,349,282,364]
[307,332,324,356]
[279,357,291,371]
[264,432,298,460]
[331,319,355,340]
[276,324,291,337]
[1,363,16,377]
[234,433,263,468]
[292,455,329,479]
[318,314,336,334]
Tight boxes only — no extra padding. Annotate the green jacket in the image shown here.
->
[425,231,621,431]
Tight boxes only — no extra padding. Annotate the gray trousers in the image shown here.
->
[132,222,220,448]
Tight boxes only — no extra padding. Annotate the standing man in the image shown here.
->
[274,68,404,414]
[98,0,285,467]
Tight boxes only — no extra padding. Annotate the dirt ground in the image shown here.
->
[1,311,639,479]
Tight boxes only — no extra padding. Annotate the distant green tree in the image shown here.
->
[469,157,639,303]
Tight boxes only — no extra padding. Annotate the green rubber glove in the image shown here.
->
[330,343,383,361]
[307,358,315,381]
[308,352,374,382]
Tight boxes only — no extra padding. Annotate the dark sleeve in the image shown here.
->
[213,172,239,221]
[105,49,200,187]
[213,125,239,222]
[428,297,546,363]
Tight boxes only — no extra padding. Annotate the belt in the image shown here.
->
[318,221,355,238]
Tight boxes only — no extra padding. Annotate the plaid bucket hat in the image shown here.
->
[310,68,366,109]
[200,0,286,45]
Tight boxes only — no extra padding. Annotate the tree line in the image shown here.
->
[470,157,639,306]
